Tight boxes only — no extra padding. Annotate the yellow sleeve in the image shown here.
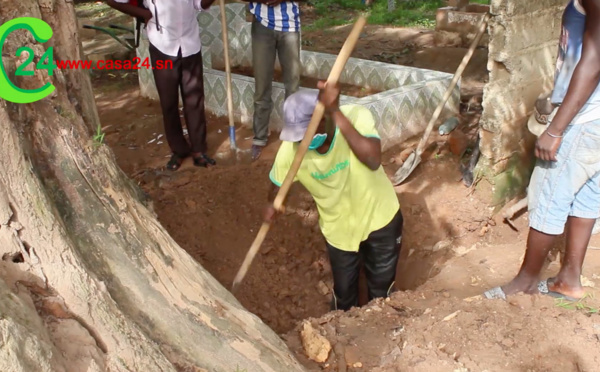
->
[343,105,381,139]
[269,142,297,187]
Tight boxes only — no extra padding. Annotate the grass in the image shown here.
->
[305,0,492,31]
[93,123,105,148]
[306,0,448,31]
[555,294,600,315]
[368,0,443,28]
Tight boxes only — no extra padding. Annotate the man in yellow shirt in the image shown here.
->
[264,82,403,310]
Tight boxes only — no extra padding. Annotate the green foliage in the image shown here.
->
[491,153,535,212]
[93,124,105,148]
[555,295,599,315]
[306,0,445,30]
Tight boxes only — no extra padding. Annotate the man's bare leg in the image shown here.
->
[501,228,557,295]
[547,216,595,299]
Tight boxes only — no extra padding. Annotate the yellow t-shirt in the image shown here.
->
[269,105,400,252]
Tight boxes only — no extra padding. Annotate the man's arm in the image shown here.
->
[106,0,152,22]
[318,81,381,170]
[536,0,600,161]
[330,110,382,170]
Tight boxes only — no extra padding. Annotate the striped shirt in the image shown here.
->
[248,1,301,32]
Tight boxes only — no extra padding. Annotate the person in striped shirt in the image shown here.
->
[241,0,304,160]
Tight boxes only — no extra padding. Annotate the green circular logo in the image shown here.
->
[0,17,56,104]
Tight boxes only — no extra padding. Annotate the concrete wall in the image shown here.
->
[136,4,458,152]
[478,0,565,203]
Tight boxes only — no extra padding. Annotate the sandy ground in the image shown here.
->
[78,2,600,371]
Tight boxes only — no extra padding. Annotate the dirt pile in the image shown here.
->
[285,290,600,372]
[283,235,600,371]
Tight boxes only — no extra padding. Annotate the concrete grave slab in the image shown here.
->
[135,4,459,151]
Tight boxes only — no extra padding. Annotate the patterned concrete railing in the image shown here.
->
[137,4,459,151]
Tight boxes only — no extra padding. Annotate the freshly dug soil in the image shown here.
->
[285,288,600,371]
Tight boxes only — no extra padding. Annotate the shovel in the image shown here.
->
[218,0,240,153]
[232,15,368,291]
[391,13,490,186]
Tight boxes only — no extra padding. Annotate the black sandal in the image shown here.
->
[166,154,185,171]
[193,153,216,168]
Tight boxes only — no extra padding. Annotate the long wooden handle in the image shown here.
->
[415,13,489,155]
[232,16,367,291]
[232,221,270,290]
[273,15,367,211]
[219,0,235,131]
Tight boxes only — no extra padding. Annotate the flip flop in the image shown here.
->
[193,153,216,168]
[166,153,185,171]
[537,279,579,302]
[483,286,507,300]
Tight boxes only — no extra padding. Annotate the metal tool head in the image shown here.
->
[391,151,421,185]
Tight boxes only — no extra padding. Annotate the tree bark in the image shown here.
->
[0,1,306,371]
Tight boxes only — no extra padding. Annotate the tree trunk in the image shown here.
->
[0,1,306,371]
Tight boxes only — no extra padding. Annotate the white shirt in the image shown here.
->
[114,0,207,57]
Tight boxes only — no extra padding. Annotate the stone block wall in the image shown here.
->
[478,0,565,202]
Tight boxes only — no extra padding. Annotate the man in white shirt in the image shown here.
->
[107,0,217,170]
[241,0,304,161]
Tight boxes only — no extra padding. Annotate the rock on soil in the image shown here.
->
[300,321,332,363]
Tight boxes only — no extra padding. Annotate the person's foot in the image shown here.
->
[252,145,263,161]
[499,273,541,296]
[491,274,585,300]
[192,153,216,168]
[166,153,186,171]
[544,276,585,300]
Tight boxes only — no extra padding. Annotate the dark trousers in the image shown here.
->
[326,209,403,311]
[149,43,207,156]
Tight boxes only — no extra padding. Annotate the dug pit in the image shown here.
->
[93,65,488,334]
